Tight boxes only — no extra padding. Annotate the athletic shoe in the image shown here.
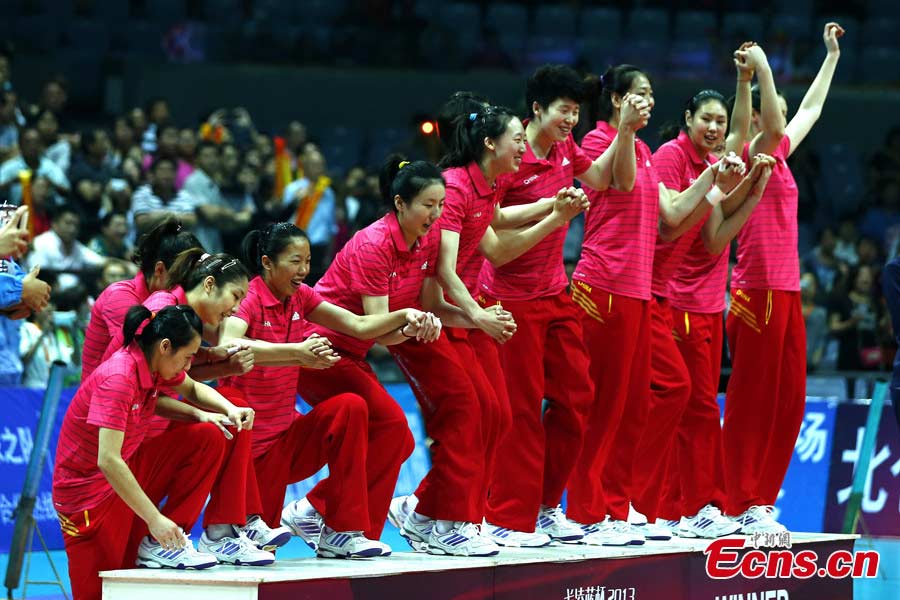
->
[609,519,646,545]
[632,520,672,541]
[733,505,788,535]
[400,512,434,548]
[536,505,584,543]
[281,498,324,550]
[657,519,683,537]
[679,505,742,539]
[317,528,383,559]
[482,521,551,548]
[627,504,648,525]
[198,531,275,566]
[387,494,418,530]
[135,535,218,570]
[240,515,292,551]
[376,540,393,557]
[427,521,500,557]
[577,520,632,547]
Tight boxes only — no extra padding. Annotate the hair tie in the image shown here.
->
[599,74,608,89]
[398,161,410,169]
[200,252,211,261]
[469,112,478,121]
[135,311,157,336]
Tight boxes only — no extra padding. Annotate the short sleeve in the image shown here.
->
[298,284,324,316]
[580,128,614,161]
[653,144,688,191]
[235,288,261,324]
[439,180,469,234]
[131,188,155,215]
[86,374,135,431]
[569,137,593,175]
[348,241,392,298]
[778,135,792,160]
[144,291,177,313]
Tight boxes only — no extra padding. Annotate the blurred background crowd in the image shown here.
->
[0,0,898,391]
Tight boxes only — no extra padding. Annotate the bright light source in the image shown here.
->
[421,121,435,135]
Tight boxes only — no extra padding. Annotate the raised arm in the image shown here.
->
[578,94,648,192]
[726,42,755,156]
[658,154,746,238]
[701,155,775,254]
[784,22,843,156]
[747,45,785,157]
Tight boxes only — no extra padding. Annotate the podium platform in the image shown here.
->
[101,533,858,600]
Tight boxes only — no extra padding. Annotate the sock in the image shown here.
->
[434,520,454,534]
[206,524,236,541]
[409,511,432,525]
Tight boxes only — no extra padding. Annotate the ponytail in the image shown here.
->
[122,304,202,351]
[241,222,308,276]
[589,64,648,124]
[166,248,249,290]
[436,91,490,149]
[133,216,203,280]
[439,105,518,169]
[379,154,444,211]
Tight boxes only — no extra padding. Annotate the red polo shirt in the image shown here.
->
[82,272,151,380]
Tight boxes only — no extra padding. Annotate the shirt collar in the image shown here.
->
[134,272,150,298]
[466,161,493,197]
[252,275,283,308]
[386,212,415,254]
[171,285,188,305]
[676,131,709,167]
[126,342,155,390]
[521,119,551,166]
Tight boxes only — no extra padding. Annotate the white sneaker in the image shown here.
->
[657,518,683,537]
[198,530,275,566]
[427,521,500,557]
[608,519,646,545]
[376,540,393,557]
[387,494,417,530]
[631,520,672,541]
[135,535,218,570]
[680,504,742,538]
[576,519,633,547]
[400,512,434,552]
[627,504,648,525]
[317,528,383,559]
[281,498,324,550]
[240,515,293,551]
[536,505,584,543]
[734,505,788,535]
[481,520,551,548]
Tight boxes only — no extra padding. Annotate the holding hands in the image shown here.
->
[619,93,651,132]
[552,186,590,223]
[823,22,844,55]
[298,333,341,369]
[714,152,747,193]
[403,308,442,342]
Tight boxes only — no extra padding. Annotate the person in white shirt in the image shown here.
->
[27,204,106,291]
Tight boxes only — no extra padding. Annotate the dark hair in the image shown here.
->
[658,89,728,143]
[50,203,78,222]
[165,248,250,291]
[440,105,518,169]
[526,64,586,118]
[436,91,490,147]
[379,154,444,212]
[585,64,648,124]
[100,210,127,229]
[122,304,202,351]
[727,83,784,116]
[80,127,106,154]
[29,107,56,129]
[149,155,177,173]
[241,222,309,276]
[196,140,218,156]
[134,216,204,280]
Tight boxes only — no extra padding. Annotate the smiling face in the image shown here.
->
[535,97,580,143]
[488,116,526,174]
[195,277,248,326]
[687,98,728,155]
[153,334,201,380]
[396,183,445,244]
[263,237,312,300]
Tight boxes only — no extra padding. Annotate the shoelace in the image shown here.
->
[543,505,567,521]
[698,505,726,521]
[235,531,261,552]
[180,534,203,556]
[457,522,481,540]
[748,505,777,521]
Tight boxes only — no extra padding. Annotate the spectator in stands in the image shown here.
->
[109,116,137,170]
[36,76,71,133]
[342,166,383,234]
[28,204,107,291]
[34,108,71,173]
[285,120,307,176]
[19,288,86,387]
[282,149,336,281]
[142,124,192,190]
[185,142,252,253]
[801,272,828,371]
[835,217,860,266]
[141,96,171,153]
[132,157,198,235]
[28,175,63,237]
[802,226,846,299]
[0,255,51,384]
[828,265,887,370]
[856,236,882,272]
[0,90,19,162]
[97,259,132,292]
[69,128,117,238]
[0,127,70,204]
[178,127,198,167]
[88,211,133,261]
[859,179,900,247]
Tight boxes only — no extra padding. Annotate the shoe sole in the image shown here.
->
[316,547,383,559]
[427,547,500,557]
[281,519,320,550]
[490,538,552,548]
[215,557,275,566]
[545,533,585,543]
[136,558,217,570]
[257,530,293,552]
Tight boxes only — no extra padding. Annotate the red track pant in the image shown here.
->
[389,328,509,522]
[485,290,594,532]
[60,423,226,600]
[254,393,371,533]
[297,356,415,539]
[724,289,806,515]
[629,297,692,523]
[568,282,650,524]
[667,309,727,518]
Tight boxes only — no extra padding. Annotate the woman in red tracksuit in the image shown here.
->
[54,305,241,600]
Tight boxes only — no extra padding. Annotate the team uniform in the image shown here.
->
[53,345,225,600]
[656,132,731,524]
[297,212,435,540]
[389,162,510,535]
[568,121,658,529]
[478,132,594,535]
[228,276,371,535]
[724,136,805,518]
[81,271,151,380]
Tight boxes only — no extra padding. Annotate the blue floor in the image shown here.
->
[0,531,896,599]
